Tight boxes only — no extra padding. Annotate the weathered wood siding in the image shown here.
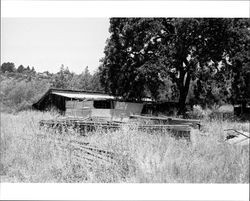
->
[65,100,144,121]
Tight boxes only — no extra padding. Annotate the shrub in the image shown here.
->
[187,105,212,119]
[0,78,50,112]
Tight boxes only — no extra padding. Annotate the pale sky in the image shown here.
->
[1,18,110,74]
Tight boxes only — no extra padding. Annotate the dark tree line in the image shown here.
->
[1,63,103,92]
[0,62,35,74]
[99,18,250,114]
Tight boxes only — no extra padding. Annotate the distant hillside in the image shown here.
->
[0,72,51,112]
[0,63,103,112]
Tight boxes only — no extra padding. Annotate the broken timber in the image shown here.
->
[41,135,118,168]
[40,116,194,139]
[130,114,201,129]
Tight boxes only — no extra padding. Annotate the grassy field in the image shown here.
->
[0,111,249,183]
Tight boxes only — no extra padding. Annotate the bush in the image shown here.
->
[188,104,236,121]
[187,105,212,119]
[0,78,50,112]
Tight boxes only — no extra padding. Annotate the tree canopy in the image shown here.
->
[100,18,250,114]
[1,62,16,73]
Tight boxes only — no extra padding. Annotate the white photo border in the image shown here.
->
[1,1,249,201]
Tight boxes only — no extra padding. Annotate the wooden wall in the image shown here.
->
[65,100,144,121]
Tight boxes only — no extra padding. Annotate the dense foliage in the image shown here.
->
[100,18,250,114]
[0,63,103,112]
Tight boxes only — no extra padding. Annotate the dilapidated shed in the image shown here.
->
[33,88,146,121]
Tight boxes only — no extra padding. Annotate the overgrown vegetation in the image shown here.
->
[100,18,250,114]
[0,64,103,113]
[1,18,249,184]
[1,111,249,183]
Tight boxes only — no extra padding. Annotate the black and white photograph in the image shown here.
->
[0,1,249,200]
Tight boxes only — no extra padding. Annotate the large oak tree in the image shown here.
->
[100,18,250,114]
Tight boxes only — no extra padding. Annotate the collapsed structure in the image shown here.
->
[32,88,148,122]
[34,88,201,139]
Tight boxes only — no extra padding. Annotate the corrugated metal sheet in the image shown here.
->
[225,129,250,147]
[52,91,115,100]
[226,135,249,146]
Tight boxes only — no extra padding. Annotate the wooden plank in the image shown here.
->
[159,115,200,123]
[51,140,115,166]
[73,151,114,166]
[40,118,192,133]
[137,124,191,131]
[73,150,116,165]
[71,140,115,157]
[42,119,121,126]
[130,114,200,124]
[72,154,111,168]
[72,144,116,162]
[130,115,201,130]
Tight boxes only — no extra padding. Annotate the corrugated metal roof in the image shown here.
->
[52,91,115,100]
[225,129,250,147]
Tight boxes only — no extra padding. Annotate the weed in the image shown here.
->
[0,111,249,183]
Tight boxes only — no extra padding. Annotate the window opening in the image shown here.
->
[93,100,113,109]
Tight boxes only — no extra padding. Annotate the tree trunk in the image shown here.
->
[177,71,191,116]
[178,92,187,115]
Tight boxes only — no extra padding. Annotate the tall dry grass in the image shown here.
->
[0,111,249,183]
